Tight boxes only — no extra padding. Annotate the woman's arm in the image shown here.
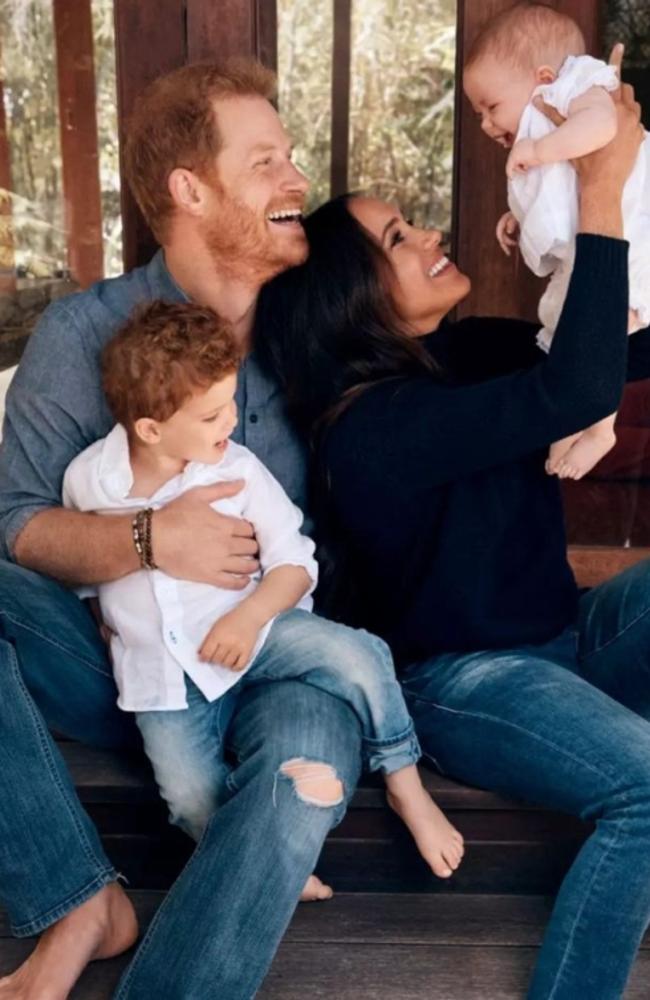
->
[327,84,642,491]
[327,236,628,489]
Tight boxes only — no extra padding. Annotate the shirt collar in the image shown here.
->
[97,424,135,498]
[144,249,191,303]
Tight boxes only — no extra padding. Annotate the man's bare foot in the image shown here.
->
[555,427,616,480]
[387,784,464,879]
[0,883,138,1000]
[300,874,333,902]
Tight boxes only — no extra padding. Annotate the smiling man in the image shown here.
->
[0,61,363,1000]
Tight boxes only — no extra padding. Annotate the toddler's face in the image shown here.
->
[463,56,537,148]
[158,373,239,466]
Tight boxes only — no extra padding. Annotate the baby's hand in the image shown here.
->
[496,211,520,256]
[198,606,261,671]
[506,138,542,178]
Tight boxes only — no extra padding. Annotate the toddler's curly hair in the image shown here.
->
[102,300,240,427]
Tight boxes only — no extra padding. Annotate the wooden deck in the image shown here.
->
[3,741,649,997]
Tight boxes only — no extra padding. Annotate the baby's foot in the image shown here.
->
[555,428,616,480]
[545,433,581,476]
[387,786,464,879]
[300,874,333,902]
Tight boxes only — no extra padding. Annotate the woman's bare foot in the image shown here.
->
[0,883,138,1000]
[386,768,464,879]
[300,874,333,902]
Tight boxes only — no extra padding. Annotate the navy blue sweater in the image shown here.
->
[322,235,640,665]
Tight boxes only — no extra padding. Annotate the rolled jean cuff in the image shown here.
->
[363,724,421,775]
[10,866,118,938]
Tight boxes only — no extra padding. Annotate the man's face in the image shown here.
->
[201,95,309,284]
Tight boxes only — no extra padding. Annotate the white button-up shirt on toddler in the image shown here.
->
[62,424,318,712]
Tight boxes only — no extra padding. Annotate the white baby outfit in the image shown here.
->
[507,54,650,352]
[62,425,317,712]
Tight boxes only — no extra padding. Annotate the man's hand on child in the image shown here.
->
[496,211,520,255]
[506,138,542,178]
[198,607,262,671]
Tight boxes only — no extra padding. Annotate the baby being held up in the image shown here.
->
[463,1,650,480]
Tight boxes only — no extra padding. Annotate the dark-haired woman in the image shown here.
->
[255,86,650,999]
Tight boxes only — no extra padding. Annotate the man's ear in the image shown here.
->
[535,65,556,86]
[133,417,161,445]
[168,168,206,218]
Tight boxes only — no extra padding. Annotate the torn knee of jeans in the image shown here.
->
[278,757,344,808]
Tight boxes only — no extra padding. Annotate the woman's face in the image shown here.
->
[348,197,471,334]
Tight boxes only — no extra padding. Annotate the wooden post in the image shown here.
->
[114,0,187,271]
[0,58,15,294]
[330,0,352,198]
[186,0,277,64]
[453,0,600,320]
[52,0,104,288]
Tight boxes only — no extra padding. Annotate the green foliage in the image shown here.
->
[0,0,121,278]
[278,0,456,231]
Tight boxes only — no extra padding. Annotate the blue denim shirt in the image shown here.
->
[0,250,309,560]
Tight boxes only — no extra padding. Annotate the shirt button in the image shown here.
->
[249,413,258,424]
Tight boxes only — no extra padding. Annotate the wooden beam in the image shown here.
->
[186,0,277,66]
[114,0,187,271]
[453,0,600,320]
[568,545,650,588]
[0,57,15,294]
[52,0,104,288]
[330,0,352,198]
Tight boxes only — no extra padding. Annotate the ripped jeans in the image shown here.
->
[136,608,419,841]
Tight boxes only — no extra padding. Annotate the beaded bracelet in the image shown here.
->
[132,507,158,570]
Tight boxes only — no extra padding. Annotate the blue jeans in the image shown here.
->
[0,560,362,999]
[137,609,419,840]
[402,559,650,1000]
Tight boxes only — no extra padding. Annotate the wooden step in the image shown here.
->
[59,742,590,895]
[2,893,649,999]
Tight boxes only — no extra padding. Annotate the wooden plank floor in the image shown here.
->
[2,894,649,999]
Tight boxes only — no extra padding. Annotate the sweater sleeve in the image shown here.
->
[425,315,543,381]
[325,234,628,490]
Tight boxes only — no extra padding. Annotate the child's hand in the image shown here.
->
[506,138,542,178]
[198,607,261,671]
[496,211,520,256]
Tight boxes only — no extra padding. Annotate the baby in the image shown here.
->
[62,300,464,892]
[463,1,650,479]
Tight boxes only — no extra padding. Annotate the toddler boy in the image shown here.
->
[63,300,464,889]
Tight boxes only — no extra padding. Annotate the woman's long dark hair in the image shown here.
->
[255,193,440,438]
[254,194,443,620]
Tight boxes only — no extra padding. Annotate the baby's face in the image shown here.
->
[463,56,537,148]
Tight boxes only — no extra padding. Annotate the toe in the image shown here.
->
[432,855,453,878]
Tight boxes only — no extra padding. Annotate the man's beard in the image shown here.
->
[201,193,307,286]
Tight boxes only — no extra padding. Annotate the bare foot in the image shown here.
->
[555,427,616,480]
[387,785,464,879]
[0,883,138,1000]
[545,432,582,477]
[300,874,333,902]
